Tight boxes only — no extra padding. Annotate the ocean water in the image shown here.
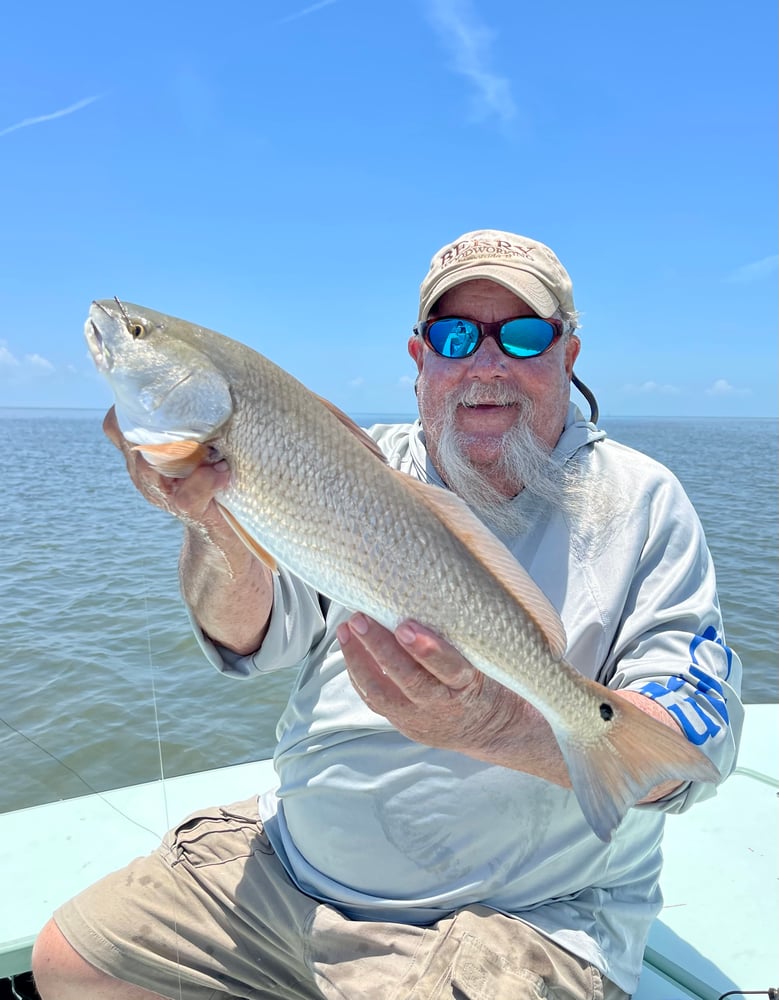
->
[1,409,776,813]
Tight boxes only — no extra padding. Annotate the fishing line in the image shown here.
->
[139,548,185,1000]
[0,714,163,841]
[141,565,173,835]
[0,544,185,998]
[0,520,182,845]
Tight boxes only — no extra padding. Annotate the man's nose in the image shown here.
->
[467,333,508,375]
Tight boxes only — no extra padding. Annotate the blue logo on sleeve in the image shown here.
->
[638,627,732,745]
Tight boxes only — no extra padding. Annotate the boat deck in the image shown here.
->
[1,704,776,998]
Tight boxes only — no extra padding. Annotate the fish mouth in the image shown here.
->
[85,318,110,370]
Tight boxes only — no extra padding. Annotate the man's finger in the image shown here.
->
[394,621,478,690]
[337,619,413,709]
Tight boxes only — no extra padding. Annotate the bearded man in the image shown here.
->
[34,230,742,1000]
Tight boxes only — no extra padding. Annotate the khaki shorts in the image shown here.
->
[54,797,629,1000]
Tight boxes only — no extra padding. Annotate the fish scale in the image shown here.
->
[84,298,721,842]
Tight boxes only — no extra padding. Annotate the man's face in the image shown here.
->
[408,279,581,494]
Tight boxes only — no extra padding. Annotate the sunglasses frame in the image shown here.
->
[414,315,565,360]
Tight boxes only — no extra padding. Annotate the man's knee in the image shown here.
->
[32,919,161,1000]
[32,920,98,998]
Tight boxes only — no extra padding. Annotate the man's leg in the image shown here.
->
[34,798,324,1000]
[32,920,167,1000]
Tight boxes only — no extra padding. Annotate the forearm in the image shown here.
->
[478,690,684,802]
[475,698,571,787]
[180,522,274,655]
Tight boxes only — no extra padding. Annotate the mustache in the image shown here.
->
[451,382,528,409]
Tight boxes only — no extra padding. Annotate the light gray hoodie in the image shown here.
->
[195,405,743,994]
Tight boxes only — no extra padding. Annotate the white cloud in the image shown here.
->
[349,376,366,388]
[0,95,102,139]
[726,254,779,284]
[398,374,416,388]
[0,345,57,375]
[623,380,681,396]
[0,343,20,366]
[425,0,516,124]
[25,353,55,372]
[705,378,751,397]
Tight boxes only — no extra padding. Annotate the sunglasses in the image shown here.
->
[414,315,564,360]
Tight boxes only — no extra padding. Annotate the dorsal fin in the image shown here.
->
[130,440,209,477]
[397,472,567,659]
[315,395,388,464]
[216,502,278,573]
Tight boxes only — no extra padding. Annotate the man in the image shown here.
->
[33,230,743,999]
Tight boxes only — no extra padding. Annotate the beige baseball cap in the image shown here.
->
[418,229,575,322]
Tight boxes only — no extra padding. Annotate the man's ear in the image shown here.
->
[408,334,424,372]
[565,334,581,377]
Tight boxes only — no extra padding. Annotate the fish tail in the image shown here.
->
[559,696,721,842]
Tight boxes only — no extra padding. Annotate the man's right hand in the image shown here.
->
[102,407,231,532]
[102,406,274,655]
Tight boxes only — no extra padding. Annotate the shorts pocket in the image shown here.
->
[450,932,546,1000]
[161,796,274,868]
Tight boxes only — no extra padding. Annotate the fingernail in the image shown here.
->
[350,614,368,636]
[336,623,351,646]
[395,623,416,646]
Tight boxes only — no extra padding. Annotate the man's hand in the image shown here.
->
[103,406,273,654]
[102,407,231,534]
[336,614,570,786]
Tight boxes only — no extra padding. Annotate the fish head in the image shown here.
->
[85,299,233,446]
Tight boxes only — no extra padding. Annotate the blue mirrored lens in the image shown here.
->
[500,318,556,357]
[426,318,480,358]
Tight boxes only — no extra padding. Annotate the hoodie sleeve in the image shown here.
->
[600,464,744,813]
[187,567,327,678]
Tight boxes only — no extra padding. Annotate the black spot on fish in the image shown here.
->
[599,702,614,721]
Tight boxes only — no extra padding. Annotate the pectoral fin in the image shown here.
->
[131,440,209,477]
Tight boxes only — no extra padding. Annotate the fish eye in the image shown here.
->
[130,322,146,339]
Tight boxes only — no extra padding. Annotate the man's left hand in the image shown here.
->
[336,613,530,758]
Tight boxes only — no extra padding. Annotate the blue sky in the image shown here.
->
[1,0,776,418]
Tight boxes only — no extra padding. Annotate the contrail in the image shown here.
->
[726,254,779,284]
[425,0,516,124]
[278,0,337,25]
[0,95,102,138]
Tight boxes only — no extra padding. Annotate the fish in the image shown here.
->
[84,298,720,842]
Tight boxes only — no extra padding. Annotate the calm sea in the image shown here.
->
[1,409,777,813]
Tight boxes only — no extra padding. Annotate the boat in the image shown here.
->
[1,703,776,999]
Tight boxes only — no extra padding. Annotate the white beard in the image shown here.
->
[428,385,578,537]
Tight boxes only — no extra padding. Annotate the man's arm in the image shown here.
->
[337,614,684,802]
[103,407,273,655]
[178,508,274,655]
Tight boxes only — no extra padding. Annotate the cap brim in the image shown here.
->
[419,262,559,321]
